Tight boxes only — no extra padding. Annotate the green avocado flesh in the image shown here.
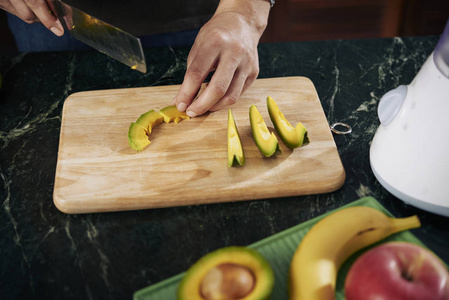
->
[135,110,164,133]
[227,109,245,167]
[250,105,281,157]
[128,122,150,151]
[159,105,190,123]
[128,110,164,151]
[177,246,274,300]
[267,96,309,149]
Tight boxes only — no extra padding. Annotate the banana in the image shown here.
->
[288,206,421,300]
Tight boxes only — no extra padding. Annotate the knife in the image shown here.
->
[46,0,147,73]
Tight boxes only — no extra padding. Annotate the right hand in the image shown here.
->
[0,0,64,36]
[172,0,270,117]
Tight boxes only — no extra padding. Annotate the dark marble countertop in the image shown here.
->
[1,36,448,299]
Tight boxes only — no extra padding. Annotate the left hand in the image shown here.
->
[172,0,271,117]
[0,0,64,36]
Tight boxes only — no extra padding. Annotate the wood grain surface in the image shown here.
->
[53,77,345,214]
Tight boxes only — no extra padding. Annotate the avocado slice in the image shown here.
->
[128,122,150,151]
[249,104,281,157]
[177,246,274,300]
[267,96,309,149]
[159,105,190,124]
[135,110,164,133]
[227,109,245,167]
[128,110,164,151]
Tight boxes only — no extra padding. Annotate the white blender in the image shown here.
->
[370,19,449,217]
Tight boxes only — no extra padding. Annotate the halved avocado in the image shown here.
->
[136,110,164,133]
[227,109,245,167]
[177,246,274,300]
[159,105,190,124]
[128,122,150,151]
[250,104,281,157]
[267,96,309,149]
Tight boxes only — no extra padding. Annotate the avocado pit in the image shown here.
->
[200,263,255,300]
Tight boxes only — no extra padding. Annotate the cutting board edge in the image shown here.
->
[53,165,346,214]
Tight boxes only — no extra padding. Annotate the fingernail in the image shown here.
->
[186,111,197,118]
[177,102,187,112]
[50,26,63,36]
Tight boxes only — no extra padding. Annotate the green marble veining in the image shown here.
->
[1,37,448,299]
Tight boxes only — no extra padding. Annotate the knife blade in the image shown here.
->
[47,0,147,73]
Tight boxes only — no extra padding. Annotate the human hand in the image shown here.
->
[0,0,64,36]
[172,0,271,117]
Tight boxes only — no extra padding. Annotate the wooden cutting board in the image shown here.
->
[53,77,345,214]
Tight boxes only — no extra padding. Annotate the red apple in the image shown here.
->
[344,241,449,300]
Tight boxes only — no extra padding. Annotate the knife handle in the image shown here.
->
[46,0,69,31]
